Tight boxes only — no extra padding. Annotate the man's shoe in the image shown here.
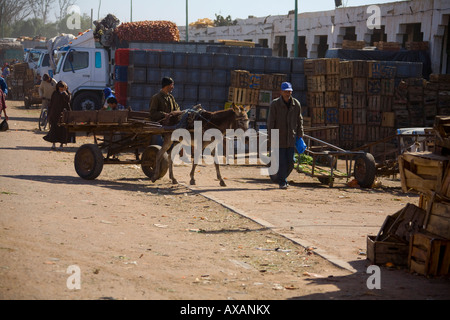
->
[280,184,288,190]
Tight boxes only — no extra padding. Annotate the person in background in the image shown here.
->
[2,63,10,78]
[103,87,116,109]
[0,75,8,96]
[102,97,125,111]
[39,74,57,110]
[149,77,180,122]
[43,81,73,150]
[267,82,304,189]
[0,83,8,122]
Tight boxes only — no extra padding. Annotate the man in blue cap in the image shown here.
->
[267,82,304,189]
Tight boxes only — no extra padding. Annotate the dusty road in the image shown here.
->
[1,100,449,303]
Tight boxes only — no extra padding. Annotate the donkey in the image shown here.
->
[152,104,251,187]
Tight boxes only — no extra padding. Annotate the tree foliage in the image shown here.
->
[214,14,237,27]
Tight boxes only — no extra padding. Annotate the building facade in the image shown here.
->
[179,0,450,74]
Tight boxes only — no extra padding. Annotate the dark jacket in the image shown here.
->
[267,97,304,149]
[149,90,180,122]
[43,90,72,144]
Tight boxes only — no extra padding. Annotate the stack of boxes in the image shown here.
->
[228,70,287,129]
[7,63,35,101]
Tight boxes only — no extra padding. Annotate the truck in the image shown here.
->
[0,40,24,66]
[24,48,53,79]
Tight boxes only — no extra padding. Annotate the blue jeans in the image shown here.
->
[277,147,295,187]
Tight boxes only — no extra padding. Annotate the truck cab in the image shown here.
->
[54,46,110,110]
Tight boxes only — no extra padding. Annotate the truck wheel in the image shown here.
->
[72,92,101,111]
[354,153,376,188]
[142,145,169,180]
[75,144,104,180]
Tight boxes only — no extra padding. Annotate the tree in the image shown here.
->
[29,0,55,25]
[0,0,33,26]
[214,14,237,27]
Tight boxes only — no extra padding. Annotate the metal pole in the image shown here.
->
[294,0,299,57]
[131,0,133,22]
[186,0,189,42]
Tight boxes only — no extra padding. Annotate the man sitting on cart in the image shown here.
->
[149,77,180,122]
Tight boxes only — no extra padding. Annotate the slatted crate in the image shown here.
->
[368,61,397,79]
[380,95,394,112]
[340,78,353,94]
[368,79,382,95]
[307,75,326,92]
[307,92,325,108]
[340,125,354,141]
[353,93,367,109]
[367,111,382,126]
[381,79,395,96]
[339,60,368,78]
[325,92,339,108]
[325,108,339,125]
[326,58,340,75]
[381,112,395,128]
[353,124,367,143]
[311,108,325,125]
[367,95,381,111]
[353,109,367,125]
[326,75,340,92]
[340,94,353,109]
[353,78,367,93]
[367,125,381,142]
[339,109,353,125]
[409,231,450,277]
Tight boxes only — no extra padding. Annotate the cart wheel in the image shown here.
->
[354,153,376,188]
[142,145,169,180]
[75,144,104,180]
[38,107,49,132]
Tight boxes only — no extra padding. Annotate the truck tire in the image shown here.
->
[141,145,169,180]
[72,92,101,111]
[75,144,104,180]
[354,153,376,188]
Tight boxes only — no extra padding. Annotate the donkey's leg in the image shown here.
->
[212,149,227,187]
[152,134,172,183]
[168,142,178,185]
[190,163,198,185]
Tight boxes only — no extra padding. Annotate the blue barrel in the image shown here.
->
[199,86,212,101]
[239,55,254,71]
[184,84,198,100]
[172,84,184,99]
[160,52,174,68]
[200,53,213,69]
[252,56,265,73]
[129,50,147,67]
[128,84,145,99]
[212,53,228,70]
[290,74,306,91]
[173,69,187,84]
[173,52,188,69]
[227,54,239,70]
[279,57,291,74]
[292,57,306,73]
[147,68,161,84]
[211,69,228,86]
[114,65,128,82]
[199,69,213,85]
[211,86,228,102]
[264,57,280,74]
[187,53,202,69]
[186,69,201,84]
[147,51,160,68]
[128,67,146,83]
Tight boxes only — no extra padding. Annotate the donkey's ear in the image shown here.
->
[243,105,251,113]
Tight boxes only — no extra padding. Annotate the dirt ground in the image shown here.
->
[1,100,450,302]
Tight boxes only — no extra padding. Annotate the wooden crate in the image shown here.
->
[367,111,382,126]
[325,107,339,125]
[339,109,353,125]
[246,89,259,105]
[307,92,325,108]
[307,75,326,92]
[368,79,382,95]
[340,94,353,109]
[380,95,394,112]
[367,236,410,267]
[367,125,381,142]
[340,125,354,141]
[326,75,340,92]
[311,108,325,125]
[367,95,381,111]
[229,87,248,105]
[353,109,367,125]
[325,92,339,108]
[399,152,449,195]
[382,112,395,128]
[258,90,272,106]
[368,61,397,79]
[230,70,250,88]
[353,78,367,93]
[353,93,367,109]
[426,200,450,240]
[381,79,395,96]
[340,78,353,94]
[409,231,450,277]
[353,124,367,142]
[326,58,340,75]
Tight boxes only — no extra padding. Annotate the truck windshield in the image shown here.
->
[54,52,67,74]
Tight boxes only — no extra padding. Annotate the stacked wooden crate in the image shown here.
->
[430,74,450,117]
[228,70,287,128]
[339,60,368,149]
[396,116,450,277]
[8,63,35,101]
[406,78,426,127]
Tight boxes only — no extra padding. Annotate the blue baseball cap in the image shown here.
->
[281,82,293,92]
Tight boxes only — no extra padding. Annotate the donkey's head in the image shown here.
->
[231,104,251,131]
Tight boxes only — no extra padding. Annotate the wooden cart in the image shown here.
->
[60,110,171,181]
